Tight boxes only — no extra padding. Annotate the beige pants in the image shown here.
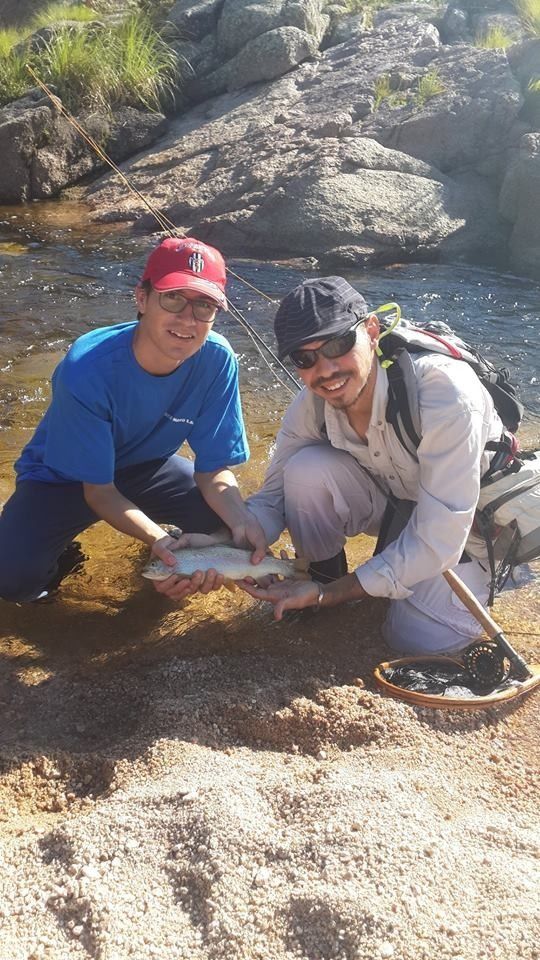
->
[282,444,488,655]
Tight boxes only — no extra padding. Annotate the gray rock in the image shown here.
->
[225,26,321,90]
[216,0,327,60]
[439,6,470,44]
[373,2,442,27]
[324,13,369,49]
[167,0,225,43]
[83,15,530,274]
[507,38,540,88]
[499,134,540,279]
[472,13,526,44]
[0,96,167,203]
[363,43,522,178]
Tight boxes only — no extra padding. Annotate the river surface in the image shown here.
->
[0,200,539,655]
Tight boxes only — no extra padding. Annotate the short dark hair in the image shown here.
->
[137,279,152,320]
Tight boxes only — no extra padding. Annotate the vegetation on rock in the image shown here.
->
[0,2,181,111]
[475,25,517,48]
[515,0,540,35]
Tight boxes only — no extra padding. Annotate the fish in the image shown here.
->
[142,544,311,583]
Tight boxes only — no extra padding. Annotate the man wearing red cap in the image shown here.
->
[0,237,266,603]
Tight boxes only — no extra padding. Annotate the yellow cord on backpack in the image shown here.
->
[374,302,401,368]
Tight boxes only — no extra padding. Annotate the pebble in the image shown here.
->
[180,791,198,803]
[380,943,395,957]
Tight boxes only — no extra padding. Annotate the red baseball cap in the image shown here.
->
[141,236,228,310]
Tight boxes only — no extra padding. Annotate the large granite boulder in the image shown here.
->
[0,95,167,203]
[194,25,320,97]
[216,0,328,60]
[499,133,540,279]
[85,16,519,268]
[173,0,329,98]
[167,0,224,43]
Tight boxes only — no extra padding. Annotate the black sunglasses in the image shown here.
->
[289,318,367,370]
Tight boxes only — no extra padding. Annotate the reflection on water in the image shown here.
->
[0,200,539,662]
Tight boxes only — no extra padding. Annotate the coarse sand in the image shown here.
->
[0,535,539,960]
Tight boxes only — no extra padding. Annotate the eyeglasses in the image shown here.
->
[289,318,367,370]
[158,291,219,323]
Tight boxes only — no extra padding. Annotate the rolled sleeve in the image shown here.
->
[353,359,500,600]
[246,389,325,545]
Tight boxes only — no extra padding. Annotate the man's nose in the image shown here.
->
[177,300,197,319]
[315,354,340,377]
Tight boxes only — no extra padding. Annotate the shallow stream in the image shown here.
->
[0,200,539,659]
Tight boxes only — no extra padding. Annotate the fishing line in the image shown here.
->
[25,65,293,388]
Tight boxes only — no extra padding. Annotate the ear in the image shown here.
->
[365,312,380,344]
[135,283,148,313]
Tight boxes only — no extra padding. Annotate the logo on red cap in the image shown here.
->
[188,252,205,274]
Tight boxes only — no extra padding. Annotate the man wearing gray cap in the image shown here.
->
[237,275,506,655]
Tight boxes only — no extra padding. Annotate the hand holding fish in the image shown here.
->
[238,578,320,620]
[148,531,226,600]
[230,514,268,565]
[143,544,310,602]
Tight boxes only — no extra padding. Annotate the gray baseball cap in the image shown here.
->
[274,277,370,359]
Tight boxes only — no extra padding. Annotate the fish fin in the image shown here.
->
[223,578,238,593]
[293,557,311,572]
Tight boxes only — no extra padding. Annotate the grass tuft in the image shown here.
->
[475,25,517,48]
[0,11,181,114]
[374,74,392,108]
[31,3,98,30]
[416,69,445,106]
[108,13,180,112]
[515,0,540,35]
[0,50,31,105]
[38,26,112,112]
[0,28,25,57]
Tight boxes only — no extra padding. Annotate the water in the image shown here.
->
[0,199,539,639]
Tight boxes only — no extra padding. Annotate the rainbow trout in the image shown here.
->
[142,544,311,583]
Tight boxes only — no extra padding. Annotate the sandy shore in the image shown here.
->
[0,533,539,960]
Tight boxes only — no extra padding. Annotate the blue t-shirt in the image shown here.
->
[16,322,249,484]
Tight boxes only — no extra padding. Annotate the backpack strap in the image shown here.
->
[385,349,422,460]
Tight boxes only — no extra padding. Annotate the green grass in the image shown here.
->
[0,50,32,105]
[0,28,25,57]
[475,25,517,48]
[38,26,113,112]
[0,11,181,114]
[108,13,180,111]
[31,3,98,30]
[416,70,445,106]
[515,0,540,35]
[374,74,392,108]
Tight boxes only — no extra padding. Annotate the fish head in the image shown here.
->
[142,557,169,580]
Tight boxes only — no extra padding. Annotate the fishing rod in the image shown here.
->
[25,65,301,396]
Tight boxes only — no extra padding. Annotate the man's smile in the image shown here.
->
[317,376,349,394]
[168,329,195,340]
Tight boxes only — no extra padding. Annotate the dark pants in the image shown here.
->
[0,456,221,602]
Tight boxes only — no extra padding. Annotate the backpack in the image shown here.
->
[378,318,540,603]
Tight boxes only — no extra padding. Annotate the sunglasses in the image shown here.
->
[158,290,219,323]
[289,318,367,370]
